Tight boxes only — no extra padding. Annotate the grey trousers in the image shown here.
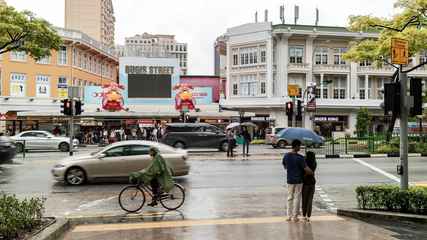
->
[302,184,315,218]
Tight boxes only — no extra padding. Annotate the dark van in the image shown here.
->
[161,123,230,151]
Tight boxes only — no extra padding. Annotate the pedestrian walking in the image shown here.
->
[152,127,158,142]
[226,129,235,157]
[282,140,313,222]
[241,126,251,156]
[302,151,317,222]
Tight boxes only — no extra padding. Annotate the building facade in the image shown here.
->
[65,0,116,47]
[0,0,6,6]
[0,27,118,111]
[221,22,427,137]
[214,36,227,79]
[117,33,188,75]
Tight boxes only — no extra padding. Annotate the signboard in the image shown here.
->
[192,87,213,105]
[306,85,317,112]
[391,38,409,65]
[288,84,299,97]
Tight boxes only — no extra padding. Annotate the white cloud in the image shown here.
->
[6,0,395,75]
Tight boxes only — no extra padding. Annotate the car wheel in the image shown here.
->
[278,140,287,149]
[15,143,24,153]
[173,142,186,149]
[220,141,228,152]
[59,142,70,152]
[65,167,87,186]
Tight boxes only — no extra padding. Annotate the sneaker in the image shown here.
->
[306,217,311,222]
[293,217,300,222]
[286,217,292,221]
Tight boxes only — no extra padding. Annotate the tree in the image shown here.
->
[356,108,371,137]
[343,0,427,73]
[0,5,62,60]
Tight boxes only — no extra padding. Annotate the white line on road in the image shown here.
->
[76,196,116,211]
[352,158,401,183]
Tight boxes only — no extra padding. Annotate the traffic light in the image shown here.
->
[285,102,294,116]
[296,100,303,120]
[410,78,423,117]
[384,82,400,116]
[60,99,72,116]
[75,100,84,115]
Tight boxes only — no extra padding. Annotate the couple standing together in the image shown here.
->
[283,140,317,222]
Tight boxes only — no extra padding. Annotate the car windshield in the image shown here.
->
[277,128,288,136]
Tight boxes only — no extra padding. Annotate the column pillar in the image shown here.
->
[320,73,324,99]
[305,37,315,87]
[226,42,232,99]
[347,73,350,99]
[266,37,274,98]
[365,74,369,99]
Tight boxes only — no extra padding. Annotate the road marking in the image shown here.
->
[76,196,116,211]
[72,215,344,233]
[315,186,337,211]
[414,182,427,187]
[352,158,401,183]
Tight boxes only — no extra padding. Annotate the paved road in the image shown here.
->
[1,148,427,239]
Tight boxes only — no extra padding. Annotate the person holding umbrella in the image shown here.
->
[241,126,251,157]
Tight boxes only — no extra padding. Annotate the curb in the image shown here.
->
[189,153,426,160]
[30,218,69,240]
[337,209,427,224]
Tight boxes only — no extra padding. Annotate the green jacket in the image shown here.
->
[129,151,174,192]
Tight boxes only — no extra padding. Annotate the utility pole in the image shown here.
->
[399,68,409,190]
[69,99,74,156]
[292,97,296,127]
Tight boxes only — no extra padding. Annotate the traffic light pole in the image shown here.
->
[69,99,74,156]
[399,68,409,190]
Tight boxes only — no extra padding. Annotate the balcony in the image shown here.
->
[313,64,350,73]
[288,63,310,73]
[357,66,394,75]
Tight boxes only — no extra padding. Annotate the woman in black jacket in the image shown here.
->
[302,151,317,222]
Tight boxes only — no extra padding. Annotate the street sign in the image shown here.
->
[288,84,299,97]
[391,38,409,65]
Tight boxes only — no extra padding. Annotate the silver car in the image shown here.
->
[51,140,190,185]
[11,130,79,153]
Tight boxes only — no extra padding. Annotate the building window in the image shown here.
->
[10,51,26,61]
[36,75,50,98]
[333,48,346,65]
[73,48,77,66]
[333,77,346,99]
[315,47,328,65]
[289,47,304,64]
[359,77,366,99]
[261,50,266,63]
[233,83,238,95]
[359,60,372,66]
[323,89,328,99]
[260,82,266,95]
[315,88,321,98]
[239,74,257,96]
[10,73,27,97]
[36,56,50,64]
[58,46,67,65]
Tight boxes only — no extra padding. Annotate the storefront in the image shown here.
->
[313,115,348,137]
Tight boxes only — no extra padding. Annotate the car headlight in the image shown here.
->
[54,164,66,168]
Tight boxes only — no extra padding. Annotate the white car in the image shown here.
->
[51,140,190,185]
[11,130,79,153]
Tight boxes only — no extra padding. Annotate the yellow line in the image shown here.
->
[414,182,427,187]
[72,215,344,233]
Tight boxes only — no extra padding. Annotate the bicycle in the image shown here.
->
[118,182,186,213]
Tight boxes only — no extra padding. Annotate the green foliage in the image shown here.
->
[0,193,45,240]
[356,108,371,137]
[344,0,427,66]
[0,5,62,60]
[375,144,400,153]
[356,185,427,214]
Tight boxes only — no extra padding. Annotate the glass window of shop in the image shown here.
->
[10,73,27,97]
[314,115,348,137]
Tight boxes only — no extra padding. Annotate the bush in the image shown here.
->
[355,185,427,214]
[415,142,427,154]
[375,144,399,154]
[0,193,45,240]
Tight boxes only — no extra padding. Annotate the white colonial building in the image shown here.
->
[220,22,427,137]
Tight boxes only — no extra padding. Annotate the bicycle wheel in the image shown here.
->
[160,183,185,210]
[119,185,146,213]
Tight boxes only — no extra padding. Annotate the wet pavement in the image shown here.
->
[1,146,427,239]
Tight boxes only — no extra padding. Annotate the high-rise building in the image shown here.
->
[65,0,116,47]
[117,33,188,75]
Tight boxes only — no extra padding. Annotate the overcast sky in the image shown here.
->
[6,0,397,75]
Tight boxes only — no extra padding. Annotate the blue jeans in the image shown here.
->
[243,140,250,155]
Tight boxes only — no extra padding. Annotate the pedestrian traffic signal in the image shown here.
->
[75,100,84,115]
[286,102,294,116]
[296,100,303,119]
[410,78,423,117]
[60,99,72,116]
[384,82,400,116]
